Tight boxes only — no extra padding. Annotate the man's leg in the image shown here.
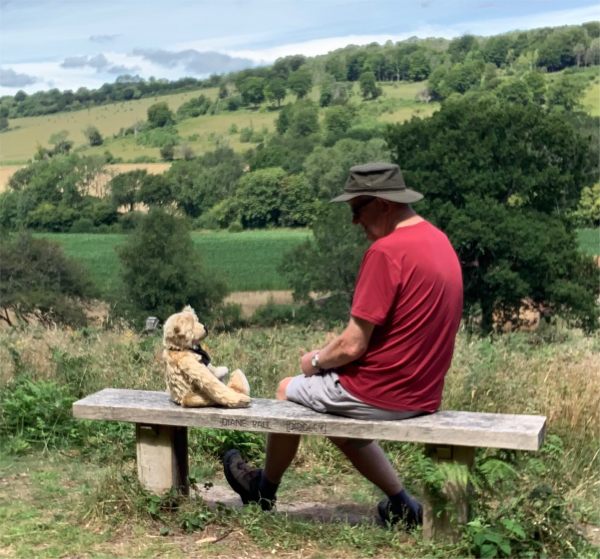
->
[329,436,422,528]
[328,437,402,495]
[264,377,300,483]
[223,377,299,509]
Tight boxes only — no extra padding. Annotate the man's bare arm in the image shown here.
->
[300,315,375,375]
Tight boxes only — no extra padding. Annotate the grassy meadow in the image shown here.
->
[0,322,598,558]
[38,229,311,296]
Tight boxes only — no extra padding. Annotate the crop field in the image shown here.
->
[38,229,311,297]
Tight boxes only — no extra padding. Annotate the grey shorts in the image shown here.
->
[286,371,425,421]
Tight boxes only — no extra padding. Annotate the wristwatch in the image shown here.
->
[311,352,321,370]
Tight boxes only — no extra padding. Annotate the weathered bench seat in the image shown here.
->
[73,388,546,540]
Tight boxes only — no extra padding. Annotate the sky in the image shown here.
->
[0,0,599,96]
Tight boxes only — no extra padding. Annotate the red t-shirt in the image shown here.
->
[337,220,463,413]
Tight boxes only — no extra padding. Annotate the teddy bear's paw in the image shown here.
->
[225,392,251,408]
[212,365,229,379]
[181,391,212,407]
[228,369,250,396]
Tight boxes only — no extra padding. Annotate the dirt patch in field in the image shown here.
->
[0,165,23,192]
[225,291,294,317]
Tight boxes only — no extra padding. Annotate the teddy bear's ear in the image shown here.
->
[182,305,195,314]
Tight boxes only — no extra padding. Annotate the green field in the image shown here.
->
[577,227,600,256]
[39,229,311,296]
[39,227,598,299]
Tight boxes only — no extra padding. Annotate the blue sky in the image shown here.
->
[0,0,598,95]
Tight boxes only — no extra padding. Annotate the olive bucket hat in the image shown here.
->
[330,162,423,204]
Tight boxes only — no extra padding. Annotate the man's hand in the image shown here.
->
[300,349,320,376]
[298,316,375,376]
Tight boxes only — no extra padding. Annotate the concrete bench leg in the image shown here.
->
[135,424,189,495]
[422,444,474,542]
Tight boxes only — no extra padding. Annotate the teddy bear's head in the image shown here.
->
[163,305,207,350]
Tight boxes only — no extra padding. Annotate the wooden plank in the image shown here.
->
[72,389,546,451]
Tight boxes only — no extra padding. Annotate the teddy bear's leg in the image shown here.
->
[227,369,250,396]
[181,391,213,407]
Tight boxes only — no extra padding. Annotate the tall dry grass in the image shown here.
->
[2,322,598,445]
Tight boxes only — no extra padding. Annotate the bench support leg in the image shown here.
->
[422,444,474,542]
[135,424,189,495]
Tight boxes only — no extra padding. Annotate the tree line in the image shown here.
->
[1,21,598,122]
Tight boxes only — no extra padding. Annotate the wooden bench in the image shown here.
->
[73,388,546,541]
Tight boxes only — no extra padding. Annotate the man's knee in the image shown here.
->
[276,377,294,400]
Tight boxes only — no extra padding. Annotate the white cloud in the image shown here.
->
[221,5,600,64]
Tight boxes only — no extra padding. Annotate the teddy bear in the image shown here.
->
[162,305,251,408]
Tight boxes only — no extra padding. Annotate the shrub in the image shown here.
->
[0,377,78,453]
[70,217,95,233]
[118,208,227,324]
[0,233,96,326]
[227,220,243,232]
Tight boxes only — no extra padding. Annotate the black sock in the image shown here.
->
[388,489,422,523]
[258,472,279,501]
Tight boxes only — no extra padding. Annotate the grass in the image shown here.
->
[37,229,311,296]
[0,323,599,557]
[577,227,600,256]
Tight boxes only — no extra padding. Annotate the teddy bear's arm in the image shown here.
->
[179,355,250,408]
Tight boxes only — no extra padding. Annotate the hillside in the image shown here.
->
[0,81,435,166]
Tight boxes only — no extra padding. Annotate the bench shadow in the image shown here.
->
[193,483,379,526]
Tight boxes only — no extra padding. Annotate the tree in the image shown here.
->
[288,100,319,137]
[287,67,313,99]
[0,233,95,326]
[546,74,582,111]
[0,154,104,230]
[137,174,172,206]
[0,107,8,131]
[447,34,479,63]
[323,105,354,145]
[109,170,147,211]
[83,125,103,146]
[118,208,227,323]
[160,142,175,161]
[265,77,287,106]
[280,138,391,317]
[48,130,73,155]
[239,77,265,106]
[359,71,382,99]
[147,102,175,128]
[537,27,588,71]
[168,147,243,217]
[233,167,287,228]
[385,94,598,332]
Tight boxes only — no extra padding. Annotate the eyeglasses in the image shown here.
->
[350,197,376,220]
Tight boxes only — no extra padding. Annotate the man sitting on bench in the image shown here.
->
[223,162,464,529]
